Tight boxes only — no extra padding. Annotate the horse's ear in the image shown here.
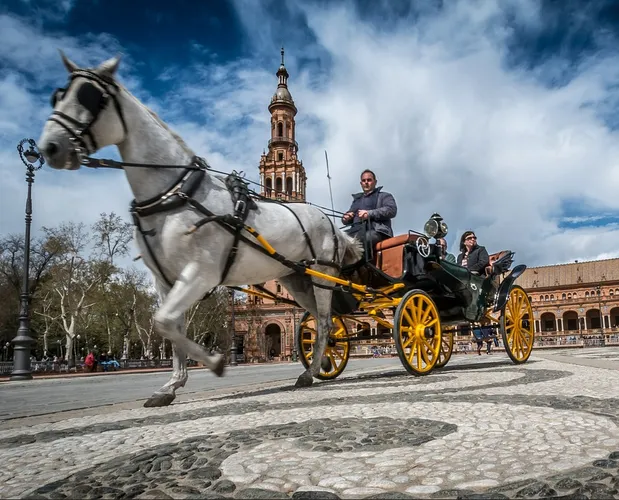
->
[58,49,78,73]
[98,55,121,76]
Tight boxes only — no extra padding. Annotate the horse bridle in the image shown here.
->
[48,69,127,163]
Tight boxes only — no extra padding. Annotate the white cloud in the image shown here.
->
[1,0,619,281]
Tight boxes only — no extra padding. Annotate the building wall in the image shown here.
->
[516,258,619,347]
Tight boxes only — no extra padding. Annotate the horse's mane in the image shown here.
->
[145,108,193,155]
[118,81,194,156]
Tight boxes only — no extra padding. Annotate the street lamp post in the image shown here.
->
[596,286,605,347]
[11,139,44,381]
[229,289,238,366]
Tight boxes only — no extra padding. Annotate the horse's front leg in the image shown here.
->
[144,263,225,407]
[144,332,188,408]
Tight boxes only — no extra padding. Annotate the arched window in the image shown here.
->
[286,177,293,196]
[545,295,550,301]
[610,289,614,296]
[277,122,283,137]
[585,292,589,298]
[568,293,572,299]
[275,177,283,196]
[550,294,554,301]
[562,293,566,300]
[276,283,282,294]
[265,177,272,197]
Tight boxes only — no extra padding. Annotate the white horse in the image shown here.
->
[37,52,363,407]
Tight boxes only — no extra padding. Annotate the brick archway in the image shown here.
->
[540,312,556,332]
[264,322,283,359]
[562,310,579,332]
[611,307,619,328]
[585,309,602,330]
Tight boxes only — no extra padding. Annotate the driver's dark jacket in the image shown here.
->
[342,186,397,238]
[457,245,490,275]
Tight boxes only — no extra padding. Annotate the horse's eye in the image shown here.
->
[77,82,104,115]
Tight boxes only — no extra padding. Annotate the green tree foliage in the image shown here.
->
[0,212,230,361]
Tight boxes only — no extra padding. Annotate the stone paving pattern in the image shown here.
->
[1,349,619,499]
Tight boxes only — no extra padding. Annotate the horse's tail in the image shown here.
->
[341,232,364,265]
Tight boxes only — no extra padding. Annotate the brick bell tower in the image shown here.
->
[259,48,307,201]
[236,49,307,364]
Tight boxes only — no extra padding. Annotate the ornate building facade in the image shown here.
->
[233,49,307,362]
[516,258,619,347]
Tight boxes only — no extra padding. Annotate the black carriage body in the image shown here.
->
[335,237,525,327]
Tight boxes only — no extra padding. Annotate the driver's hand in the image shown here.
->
[342,211,354,223]
[358,210,369,220]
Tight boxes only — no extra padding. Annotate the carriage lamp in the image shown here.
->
[11,139,45,381]
[423,213,448,239]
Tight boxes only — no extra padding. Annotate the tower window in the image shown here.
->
[286,177,293,196]
[275,177,283,195]
[265,177,273,196]
[278,152,284,161]
[277,122,283,137]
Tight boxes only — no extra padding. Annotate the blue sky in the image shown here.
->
[1,0,619,269]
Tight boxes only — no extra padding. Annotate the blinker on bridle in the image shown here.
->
[48,69,127,162]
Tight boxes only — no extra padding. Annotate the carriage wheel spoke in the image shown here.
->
[403,309,415,327]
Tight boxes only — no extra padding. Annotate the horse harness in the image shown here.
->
[46,70,341,288]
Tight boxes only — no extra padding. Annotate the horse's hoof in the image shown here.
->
[212,354,225,377]
[321,356,332,372]
[143,392,175,407]
[295,372,313,388]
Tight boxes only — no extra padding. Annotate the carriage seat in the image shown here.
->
[486,250,511,277]
[375,233,421,278]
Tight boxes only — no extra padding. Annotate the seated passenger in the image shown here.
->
[341,169,397,249]
[457,231,489,275]
[437,238,456,263]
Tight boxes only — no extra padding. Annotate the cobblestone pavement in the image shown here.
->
[1,348,618,499]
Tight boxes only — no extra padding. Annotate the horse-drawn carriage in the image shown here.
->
[39,52,535,405]
[290,214,535,380]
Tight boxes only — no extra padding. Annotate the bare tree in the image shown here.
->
[185,287,229,351]
[33,292,60,357]
[134,308,156,359]
[42,222,107,367]
[92,212,133,266]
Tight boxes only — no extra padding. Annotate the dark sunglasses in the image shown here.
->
[465,235,477,240]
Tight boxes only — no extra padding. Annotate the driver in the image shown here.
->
[342,169,397,249]
[457,231,489,275]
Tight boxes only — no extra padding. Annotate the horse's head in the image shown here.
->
[38,51,126,170]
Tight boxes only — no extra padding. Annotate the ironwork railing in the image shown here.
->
[0,358,175,375]
[268,136,298,149]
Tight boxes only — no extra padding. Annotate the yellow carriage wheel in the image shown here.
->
[435,329,454,368]
[393,290,442,375]
[500,285,535,364]
[295,312,350,380]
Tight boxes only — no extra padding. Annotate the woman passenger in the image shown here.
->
[457,231,489,275]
